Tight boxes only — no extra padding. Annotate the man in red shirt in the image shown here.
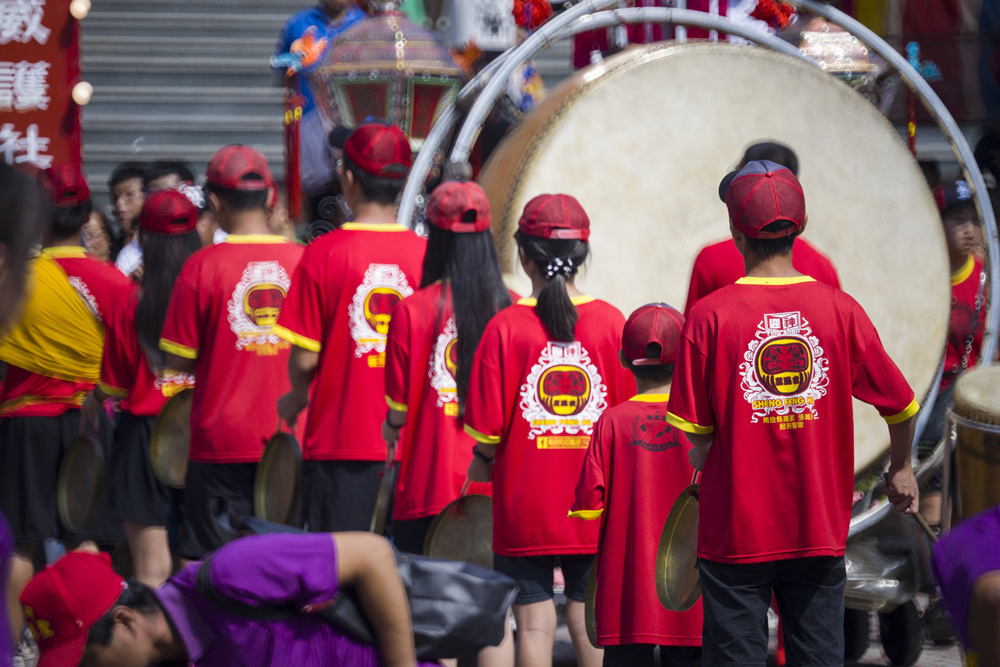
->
[666,160,919,665]
[0,164,133,641]
[159,146,304,559]
[275,121,426,532]
[683,142,840,315]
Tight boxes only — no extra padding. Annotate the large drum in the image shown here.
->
[479,41,950,478]
[950,366,1000,520]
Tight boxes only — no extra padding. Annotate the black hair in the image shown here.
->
[0,164,48,327]
[343,155,406,206]
[744,220,799,259]
[51,200,94,239]
[422,223,512,408]
[740,141,799,176]
[204,182,269,213]
[136,230,203,372]
[514,230,589,342]
[107,161,147,193]
[143,160,195,190]
[624,343,675,382]
[86,581,160,648]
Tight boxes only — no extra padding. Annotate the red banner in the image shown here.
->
[0,0,80,173]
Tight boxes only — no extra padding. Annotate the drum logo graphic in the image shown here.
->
[429,317,459,412]
[630,412,682,452]
[519,342,607,448]
[348,263,413,358]
[741,311,829,425]
[227,261,291,355]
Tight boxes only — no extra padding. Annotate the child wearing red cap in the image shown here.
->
[666,160,919,665]
[83,189,200,586]
[275,121,426,533]
[570,303,702,667]
[381,181,512,554]
[464,193,635,667]
[159,145,304,559]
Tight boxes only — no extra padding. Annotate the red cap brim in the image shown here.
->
[37,633,88,667]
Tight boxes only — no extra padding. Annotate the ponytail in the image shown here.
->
[515,230,589,342]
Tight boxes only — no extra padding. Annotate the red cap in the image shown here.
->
[42,164,90,208]
[517,194,590,241]
[621,303,685,366]
[426,181,492,233]
[20,551,126,667]
[331,122,412,180]
[139,189,199,236]
[722,160,805,239]
[205,145,273,191]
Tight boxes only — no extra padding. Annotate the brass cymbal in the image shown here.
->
[254,432,302,525]
[57,434,105,533]
[424,495,493,570]
[656,483,701,612]
[150,388,193,489]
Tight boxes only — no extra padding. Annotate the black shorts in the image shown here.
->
[302,460,383,533]
[0,410,123,545]
[110,412,170,527]
[390,515,436,555]
[179,461,256,560]
[494,553,594,604]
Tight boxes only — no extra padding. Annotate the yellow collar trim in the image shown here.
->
[736,276,816,286]
[952,254,975,286]
[224,234,288,244]
[517,295,595,306]
[629,393,670,402]
[40,246,87,258]
[340,222,408,232]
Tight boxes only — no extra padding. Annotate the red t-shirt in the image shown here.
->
[942,255,986,391]
[273,222,426,462]
[159,235,305,463]
[384,282,493,520]
[684,238,840,315]
[666,277,918,564]
[1,247,132,417]
[571,394,702,647]
[100,290,194,417]
[464,297,636,556]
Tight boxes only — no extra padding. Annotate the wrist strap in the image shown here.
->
[472,445,494,464]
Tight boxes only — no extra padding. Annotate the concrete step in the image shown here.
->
[83,11,290,35]
[82,35,278,56]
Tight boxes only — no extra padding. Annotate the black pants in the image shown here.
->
[603,644,702,667]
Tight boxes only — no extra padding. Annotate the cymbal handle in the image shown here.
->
[460,478,472,497]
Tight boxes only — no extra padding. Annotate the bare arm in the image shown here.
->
[685,431,713,471]
[277,347,319,428]
[333,532,416,667]
[163,352,197,374]
[466,441,497,482]
[885,416,919,514]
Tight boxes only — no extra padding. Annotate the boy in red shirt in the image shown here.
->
[275,121,426,532]
[666,160,920,665]
[159,146,304,559]
[571,303,702,667]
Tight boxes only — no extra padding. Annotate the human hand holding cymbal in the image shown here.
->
[277,389,308,429]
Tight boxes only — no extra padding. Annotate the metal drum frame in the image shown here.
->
[398,0,999,536]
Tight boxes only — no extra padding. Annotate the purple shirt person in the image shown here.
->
[20,532,433,667]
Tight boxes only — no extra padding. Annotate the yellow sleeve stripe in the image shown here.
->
[883,398,920,425]
[271,325,322,353]
[159,339,198,360]
[464,424,501,445]
[665,412,715,435]
[568,509,604,520]
[98,382,128,399]
[385,395,408,412]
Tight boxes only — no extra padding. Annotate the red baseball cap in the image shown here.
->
[42,164,90,208]
[621,303,685,366]
[205,145,273,191]
[426,181,491,233]
[20,551,126,667]
[721,160,805,239]
[517,194,590,241]
[330,121,412,180]
[139,189,199,236]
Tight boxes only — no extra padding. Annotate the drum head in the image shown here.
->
[57,434,105,533]
[656,483,701,612]
[369,464,398,536]
[253,432,302,525]
[150,388,192,489]
[584,558,598,648]
[480,41,950,479]
[424,494,493,570]
[953,366,1000,425]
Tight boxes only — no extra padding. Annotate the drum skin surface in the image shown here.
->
[952,365,1000,518]
[480,41,950,476]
